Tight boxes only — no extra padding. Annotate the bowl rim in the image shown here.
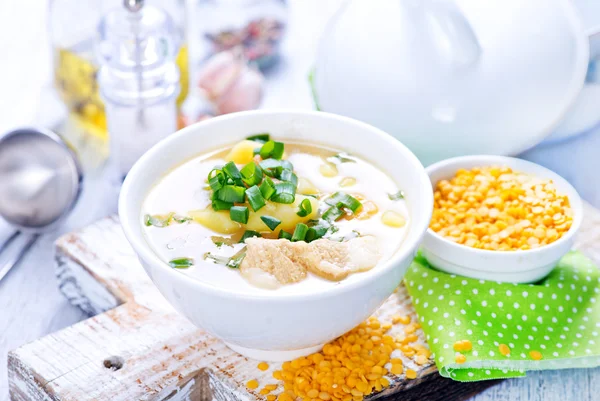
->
[424,154,583,258]
[119,109,434,301]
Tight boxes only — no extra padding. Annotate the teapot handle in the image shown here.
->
[423,0,481,68]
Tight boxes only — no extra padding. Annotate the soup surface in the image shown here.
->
[142,136,410,295]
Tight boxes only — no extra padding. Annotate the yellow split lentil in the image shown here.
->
[529,350,543,360]
[258,362,270,371]
[260,316,430,401]
[455,353,467,364]
[499,344,511,356]
[453,340,472,352]
[246,379,259,389]
[430,166,573,251]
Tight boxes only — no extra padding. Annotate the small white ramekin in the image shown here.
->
[421,155,583,283]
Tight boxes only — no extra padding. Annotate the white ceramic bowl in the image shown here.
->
[119,110,433,361]
[421,156,583,283]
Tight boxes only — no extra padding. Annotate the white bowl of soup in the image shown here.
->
[119,110,433,361]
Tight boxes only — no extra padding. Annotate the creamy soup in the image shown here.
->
[142,135,410,295]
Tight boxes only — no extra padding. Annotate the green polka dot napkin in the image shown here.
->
[404,251,600,381]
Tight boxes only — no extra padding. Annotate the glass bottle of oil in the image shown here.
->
[49,0,188,170]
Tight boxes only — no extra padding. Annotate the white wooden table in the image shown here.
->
[1,1,600,400]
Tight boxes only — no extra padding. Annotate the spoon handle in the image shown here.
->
[0,234,39,283]
[0,231,20,254]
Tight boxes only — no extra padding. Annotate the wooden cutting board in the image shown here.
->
[8,203,600,401]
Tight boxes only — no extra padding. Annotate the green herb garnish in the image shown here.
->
[172,215,191,224]
[208,169,226,192]
[240,230,261,243]
[328,152,356,164]
[240,162,263,187]
[212,199,234,211]
[259,140,285,160]
[260,159,283,178]
[292,223,309,242]
[204,247,247,269]
[260,216,281,231]
[259,177,276,200]
[278,230,293,240]
[297,198,313,217]
[169,257,194,269]
[246,185,266,211]
[223,161,244,186]
[215,185,246,203]
[388,190,405,201]
[227,248,247,269]
[280,169,298,187]
[322,205,344,222]
[230,206,249,224]
[325,192,362,213]
[247,133,270,143]
[271,182,296,204]
[211,236,235,247]
[144,213,173,227]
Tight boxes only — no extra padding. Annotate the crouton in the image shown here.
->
[240,238,308,284]
[299,236,380,281]
[241,236,380,285]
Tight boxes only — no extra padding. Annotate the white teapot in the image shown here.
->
[313,0,593,165]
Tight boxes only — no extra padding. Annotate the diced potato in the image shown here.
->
[381,210,406,228]
[297,177,319,195]
[246,195,319,232]
[190,209,241,234]
[319,162,338,177]
[225,140,262,164]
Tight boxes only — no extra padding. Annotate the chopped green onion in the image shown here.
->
[253,147,261,156]
[204,248,247,268]
[211,236,235,247]
[297,198,313,217]
[212,199,233,211]
[172,215,191,224]
[259,176,276,200]
[240,162,263,186]
[278,230,293,240]
[169,257,194,269]
[325,192,362,213]
[208,169,226,192]
[223,161,244,186]
[246,185,266,211]
[388,190,405,201]
[259,140,285,160]
[216,185,246,203]
[260,216,281,231]
[305,225,329,242]
[327,152,356,164]
[227,248,247,268]
[280,169,298,187]
[260,159,283,177]
[240,230,261,243]
[230,206,249,224]
[271,182,296,204]
[292,223,309,242]
[247,133,270,143]
[144,213,173,227]
[322,205,344,222]
[280,160,293,170]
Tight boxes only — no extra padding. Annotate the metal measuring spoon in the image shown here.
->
[0,127,82,282]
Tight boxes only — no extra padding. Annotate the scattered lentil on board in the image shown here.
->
[251,315,428,401]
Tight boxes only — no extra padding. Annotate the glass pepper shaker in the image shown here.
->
[96,0,180,178]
